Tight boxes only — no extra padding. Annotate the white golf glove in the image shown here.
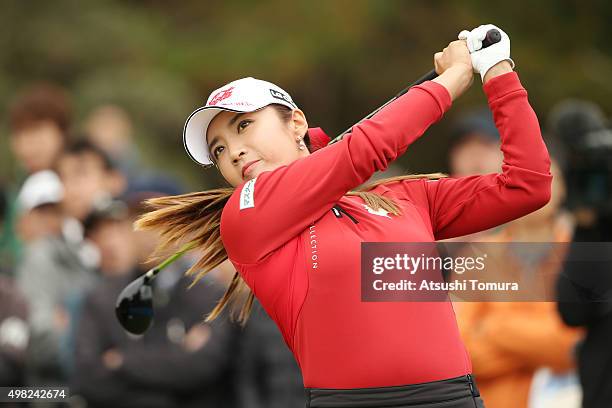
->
[458,24,515,81]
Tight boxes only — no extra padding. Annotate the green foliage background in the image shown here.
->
[1,0,610,189]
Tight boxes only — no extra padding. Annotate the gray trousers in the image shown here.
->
[304,375,486,408]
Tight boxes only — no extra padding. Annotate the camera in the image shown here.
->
[548,99,612,239]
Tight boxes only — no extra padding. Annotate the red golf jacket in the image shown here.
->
[221,72,552,388]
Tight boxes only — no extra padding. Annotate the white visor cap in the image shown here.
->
[17,170,64,212]
[183,77,298,166]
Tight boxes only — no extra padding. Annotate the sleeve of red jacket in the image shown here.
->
[222,81,452,264]
[423,72,552,240]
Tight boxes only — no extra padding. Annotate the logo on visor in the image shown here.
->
[270,89,294,107]
[209,87,235,106]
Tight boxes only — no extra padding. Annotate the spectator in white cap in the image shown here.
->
[15,171,98,386]
[16,170,64,243]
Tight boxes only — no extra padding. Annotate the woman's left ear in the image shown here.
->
[291,109,308,136]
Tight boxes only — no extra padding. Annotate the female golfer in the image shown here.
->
[139,25,551,407]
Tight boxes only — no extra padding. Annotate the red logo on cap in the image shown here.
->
[209,87,235,106]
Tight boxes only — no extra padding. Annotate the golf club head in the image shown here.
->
[115,274,154,335]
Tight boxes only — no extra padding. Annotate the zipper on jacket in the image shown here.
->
[467,374,479,397]
[331,205,359,224]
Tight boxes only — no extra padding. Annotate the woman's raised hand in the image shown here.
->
[432,40,474,102]
[458,24,515,83]
[434,40,472,76]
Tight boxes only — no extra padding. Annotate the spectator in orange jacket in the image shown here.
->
[456,159,582,408]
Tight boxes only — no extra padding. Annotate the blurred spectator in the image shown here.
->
[0,191,20,277]
[82,199,136,278]
[84,105,143,188]
[457,159,582,408]
[0,276,30,388]
[3,83,71,278]
[447,107,503,178]
[557,247,612,408]
[72,197,238,408]
[442,108,505,243]
[55,139,126,223]
[0,186,10,276]
[207,259,305,407]
[9,83,71,175]
[15,171,65,243]
[14,171,97,386]
[547,99,612,241]
[554,99,612,408]
[237,299,305,408]
[0,187,5,222]
[83,104,188,197]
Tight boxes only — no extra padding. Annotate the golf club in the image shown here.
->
[114,29,501,335]
[115,242,195,334]
[329,28,501,144]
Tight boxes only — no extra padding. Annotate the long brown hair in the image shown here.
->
[135,105,448,326]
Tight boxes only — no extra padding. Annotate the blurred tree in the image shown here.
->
[1,0,610,187]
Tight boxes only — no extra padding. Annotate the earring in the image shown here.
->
[297,138,306,150]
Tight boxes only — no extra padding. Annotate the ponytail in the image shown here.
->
[135,188,255,325]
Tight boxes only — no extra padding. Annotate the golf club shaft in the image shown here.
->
[144,241,197,281]
[329,71,437,144]
[329,29,501,144]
